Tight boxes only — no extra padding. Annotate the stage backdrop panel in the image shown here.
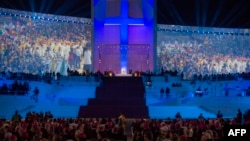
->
[0,8,92,75]
[156,25,250,79]
[93,0,156,74]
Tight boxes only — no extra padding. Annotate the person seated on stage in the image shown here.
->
[172,83,176,87]
[197,86,201,91]
[246,86,250,96]
[129,68,133,74]
[216,110,223,119]
[176,83,182,87]
[104,71,109,76]
[198,113,204,119]
[195,86,202,97]
[175,112,182,119]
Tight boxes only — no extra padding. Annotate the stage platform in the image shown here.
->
[0,76,250,120]
[114,74,133,77]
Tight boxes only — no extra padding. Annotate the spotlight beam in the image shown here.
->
[165,1,185,25]
[157,0,180,25]
[218,1,243,27]
[210,0,224,27]
[195,0,200,26]
[195,0,209,27]
[170,6,185,25]
[158,11,170,24]
[39,0,47,13]
[201,0,209,27]
[224,8,247,28]
[166,9,182,25]
[28,0,35,12]
[44,0,54,13]
[54,0,76,15]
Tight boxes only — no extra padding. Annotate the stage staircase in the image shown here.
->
[78,76,149,118]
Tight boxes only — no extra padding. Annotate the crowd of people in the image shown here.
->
[0,79,30,95]
[157,28,250,80]
[0,8,92,77]
[1,110,127,141]
[0,109,249,141]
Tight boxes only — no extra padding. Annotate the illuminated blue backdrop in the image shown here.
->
[93,0,155,73]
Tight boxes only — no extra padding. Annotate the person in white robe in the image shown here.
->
[83,48,91,71]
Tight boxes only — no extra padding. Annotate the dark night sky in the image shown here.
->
[1,0,250,28]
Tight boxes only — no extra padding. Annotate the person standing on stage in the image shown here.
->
[75,46,82,69]
[236,109,243,125]
[160,88,164,98]
[165,87,170,98]
[31,86,39,103]
[223,82,229,96]
[83,47,92,71]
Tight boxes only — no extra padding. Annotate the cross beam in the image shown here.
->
[104,0,144,74]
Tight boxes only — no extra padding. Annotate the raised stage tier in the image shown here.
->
[78,76,149,118]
